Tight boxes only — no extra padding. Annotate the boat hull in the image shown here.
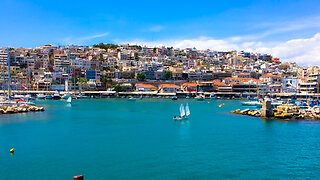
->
[173,117,188,120]
[53,96,61,100]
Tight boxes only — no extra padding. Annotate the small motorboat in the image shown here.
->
[45,94,53,99]
[128,97,136,101]
[37,94,46,100]
[172,96,178,100]
[209,94,216,99]
[195,95,205,101]
[241,101,261,106]
[77,94,89,99]
[53,92,61,100]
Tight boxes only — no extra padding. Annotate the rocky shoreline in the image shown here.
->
[231,104,320,120]
[0,104,45,114]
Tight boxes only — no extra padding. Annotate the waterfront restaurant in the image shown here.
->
[135,84,157,92]
[181,83,197,92]
[158,84,180,93]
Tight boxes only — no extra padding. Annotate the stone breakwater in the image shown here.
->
[231,104,320,120]
[0,104,45,114]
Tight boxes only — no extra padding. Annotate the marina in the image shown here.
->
[2,0,320,179]
[1,99,320,179]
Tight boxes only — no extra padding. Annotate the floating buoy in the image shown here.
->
[74,175,84,180]
[222,103,225,105]
[208,101,210,103]
[10,148,14,153]
[219,104,222,107]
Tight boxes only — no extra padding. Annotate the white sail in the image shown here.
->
[180,104,185,117]
[67,97,72,103]
[185,103,190,116]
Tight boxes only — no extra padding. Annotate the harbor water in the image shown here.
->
[1,99,320,179]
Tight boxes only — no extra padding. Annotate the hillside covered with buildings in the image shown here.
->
[0,43,319,97]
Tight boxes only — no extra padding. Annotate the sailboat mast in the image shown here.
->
[7,48,11,99]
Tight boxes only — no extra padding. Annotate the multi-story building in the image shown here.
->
[299,73,319,93]
[54,53,69,71]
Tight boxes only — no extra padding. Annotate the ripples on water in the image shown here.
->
[1,99,320,179]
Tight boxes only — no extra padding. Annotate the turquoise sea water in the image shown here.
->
[1,99,320,179]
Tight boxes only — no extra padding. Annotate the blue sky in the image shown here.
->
[1,0,320,65]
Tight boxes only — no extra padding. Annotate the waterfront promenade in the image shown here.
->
[3,90,320,99]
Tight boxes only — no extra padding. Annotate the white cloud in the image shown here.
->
[80,32,110,40]
[119,36,239,51]
[230,16,320,42]
[62,32,109,44]
[117,33,320,66]
[255,33,320,66]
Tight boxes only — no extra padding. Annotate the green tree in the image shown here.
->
[48,52,54,66]
[101,75,114,89]
[113,84,125,92]
[19,63,27,69]
[93,43,119,50]
[70,77,78,83]
[137,72,146,81]
[99,54,104,61]
[78,78,88,83]
[164,71,172,80]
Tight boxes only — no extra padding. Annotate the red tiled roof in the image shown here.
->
[182,83,197,87]
[54,53,67,56]
[136,84,156,89]
[213,81,227,86]
[261,73,280,78]
[160,84,180,88]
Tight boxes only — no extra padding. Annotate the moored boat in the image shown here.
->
[210,94,216,99]
[195,95,205,101]
[77,94,89,99]
[172,96,178,100]
[53,92,61,100]
[128,97,136,101]
[241,101,261,106]
[37,94,46,100]
[45,94,53,99]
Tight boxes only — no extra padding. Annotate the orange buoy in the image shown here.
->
[74,175,84,180]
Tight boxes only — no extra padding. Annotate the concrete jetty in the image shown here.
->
[231,101,320,120]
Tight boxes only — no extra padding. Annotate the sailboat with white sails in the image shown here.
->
[174,103,190,120]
